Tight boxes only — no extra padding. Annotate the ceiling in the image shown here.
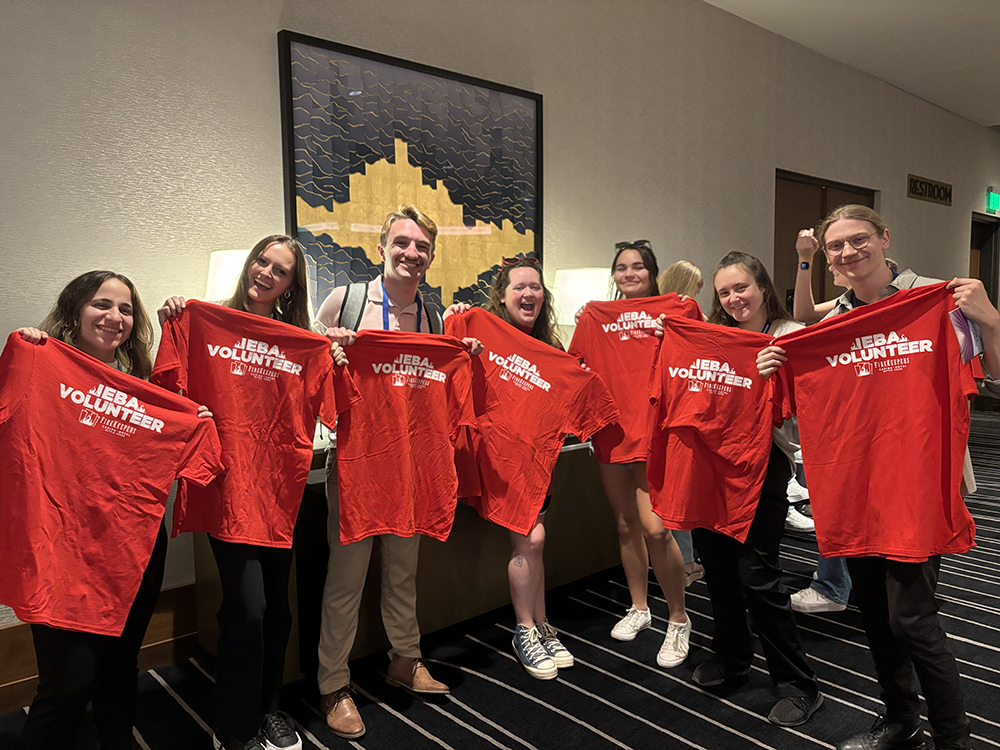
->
[701,0,1000,129]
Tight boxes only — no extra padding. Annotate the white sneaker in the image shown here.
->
[787,477,810,502]
[656,617,691,668]
[785,506,815,533]
[790,587,846,613]
[610,605,652,641]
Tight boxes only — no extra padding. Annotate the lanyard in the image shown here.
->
[381,280,422,332]
[762,320,771,334]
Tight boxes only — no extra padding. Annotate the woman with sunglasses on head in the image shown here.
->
[571,240,692,668]
[12,271,214,750]
[489,258,572,678]
[448,256,622,680]
[689,251,822,727]
[158,236,343,750]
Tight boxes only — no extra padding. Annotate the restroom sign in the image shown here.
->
[907,174,952,206]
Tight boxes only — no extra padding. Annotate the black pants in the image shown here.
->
[692,443,819,699]
[847,556,970,749]
[210,536,294,748]
[20,523,168,750]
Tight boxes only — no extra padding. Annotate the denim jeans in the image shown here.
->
[674,529,695,564]
[811,556,852,605]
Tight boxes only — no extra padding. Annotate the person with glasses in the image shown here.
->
[572,240,693,665]
[758,204,1000,750]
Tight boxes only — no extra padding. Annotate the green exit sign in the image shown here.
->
[989,188,1000,214]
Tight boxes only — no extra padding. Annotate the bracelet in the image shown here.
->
[799,261,811,270]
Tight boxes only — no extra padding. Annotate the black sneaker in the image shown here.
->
[691,659,749,688]
[260,712,302,750]
[836,714,928,750]
[768,693,824,727]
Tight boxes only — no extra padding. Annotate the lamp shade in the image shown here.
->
[204,250,250,301]
[552,268,611,326]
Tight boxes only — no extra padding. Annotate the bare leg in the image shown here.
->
[509,514,546,627]
[633,463,687,624]
[598,462,650,610]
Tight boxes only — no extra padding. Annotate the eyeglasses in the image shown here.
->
[502,255,540,267]
[823,231,880,256]
[614,240,651,251]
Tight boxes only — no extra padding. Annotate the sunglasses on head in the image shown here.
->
[614,240,651,251]
[501,255,540,267]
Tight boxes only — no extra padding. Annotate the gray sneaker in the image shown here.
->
[536,618,574,668]
[513,624,558,679]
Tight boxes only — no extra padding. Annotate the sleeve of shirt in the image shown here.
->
[330,365,361,418]
[686,299,704,320]
[566,372,621,442]
[449,350,478,440]
[176,416,226,487]
[566,314,590,360]
[971,356,1000,398]
[0,333,33,425]
[151,314,190,394]
[315,286,348,330]
[770,363,797,423]
[648,337,669,430]
[444,313,467,339]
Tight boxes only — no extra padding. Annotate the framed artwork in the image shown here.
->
[278,31,542,314]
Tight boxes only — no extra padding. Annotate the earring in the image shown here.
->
[282,290,292,301]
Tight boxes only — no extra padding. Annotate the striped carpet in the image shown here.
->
[3,413,999,749]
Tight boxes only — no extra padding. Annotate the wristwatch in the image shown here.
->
[799,261,811,270]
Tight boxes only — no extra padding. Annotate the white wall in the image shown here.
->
[3,0,999,588]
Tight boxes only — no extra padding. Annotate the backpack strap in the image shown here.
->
[337,282,368,332]
[339,279,443,334]
[426,305,444,335]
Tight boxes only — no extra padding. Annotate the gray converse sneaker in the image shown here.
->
[512,624,558,679]
[536,618,574,668]
[611,605,652,641]
[656,617,692,668]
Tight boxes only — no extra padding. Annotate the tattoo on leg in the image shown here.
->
[513,555,525,568]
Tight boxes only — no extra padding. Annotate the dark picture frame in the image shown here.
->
[278,31,543,313]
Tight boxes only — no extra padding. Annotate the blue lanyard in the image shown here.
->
[762,320,771,334]
[381,281,422,332]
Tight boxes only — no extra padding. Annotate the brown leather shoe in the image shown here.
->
[385,656,450,694]
[320,687,365,738]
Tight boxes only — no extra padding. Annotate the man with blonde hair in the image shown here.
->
[314,205,474,739]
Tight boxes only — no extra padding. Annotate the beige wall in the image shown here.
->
[3,0,1000,589]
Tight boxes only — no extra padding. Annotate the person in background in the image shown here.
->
[657,260,706,586]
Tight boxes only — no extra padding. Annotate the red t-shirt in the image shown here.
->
[772,283,978,562]
[568,295,703,463]
[446,309,620,534]
[0,334,223,636]
[152,300,351,548]
[647,318,775,542]
[335,329,476,543]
